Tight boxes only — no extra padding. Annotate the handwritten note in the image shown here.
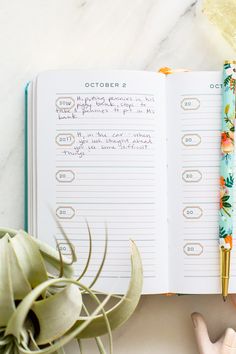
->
[56,131,153,160]
[56,94,156,119]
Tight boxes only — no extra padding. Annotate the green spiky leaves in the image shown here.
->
[0,228,143,354]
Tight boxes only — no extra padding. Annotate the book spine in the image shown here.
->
[24,82,30,232]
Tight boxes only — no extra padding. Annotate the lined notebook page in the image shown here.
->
[167,71,236,294]
[33,70,168,294]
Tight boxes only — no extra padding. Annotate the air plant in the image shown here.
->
[0,226,143,354]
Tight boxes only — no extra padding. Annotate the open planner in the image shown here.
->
[26,69,235,295]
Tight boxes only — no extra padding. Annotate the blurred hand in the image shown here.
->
[192,312,236,354]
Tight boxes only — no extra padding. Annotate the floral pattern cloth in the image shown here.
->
[219,61,236,250]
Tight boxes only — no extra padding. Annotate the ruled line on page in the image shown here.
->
[55,92,156,95]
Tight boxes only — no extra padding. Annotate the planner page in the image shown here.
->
[167,71,236,294]
[28,70,169,294]
[167,72,236,293]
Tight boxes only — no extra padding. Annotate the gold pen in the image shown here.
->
[219,61,236,301]
[221,248,231,301]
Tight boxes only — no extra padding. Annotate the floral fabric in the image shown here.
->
[219,61,236,250]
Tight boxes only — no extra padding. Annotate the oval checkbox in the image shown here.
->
[56,170,75,183]
[55,96,75,110]
[56,206,75,219]
[183,243,203,256]
[56,242,75,256]
[56,133,75,146]
[183,206,203,219]
[181,97,200,110]
[182,134,201,146]
[182,170,202,183]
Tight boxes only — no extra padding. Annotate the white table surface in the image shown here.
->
[1,0,236,353]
